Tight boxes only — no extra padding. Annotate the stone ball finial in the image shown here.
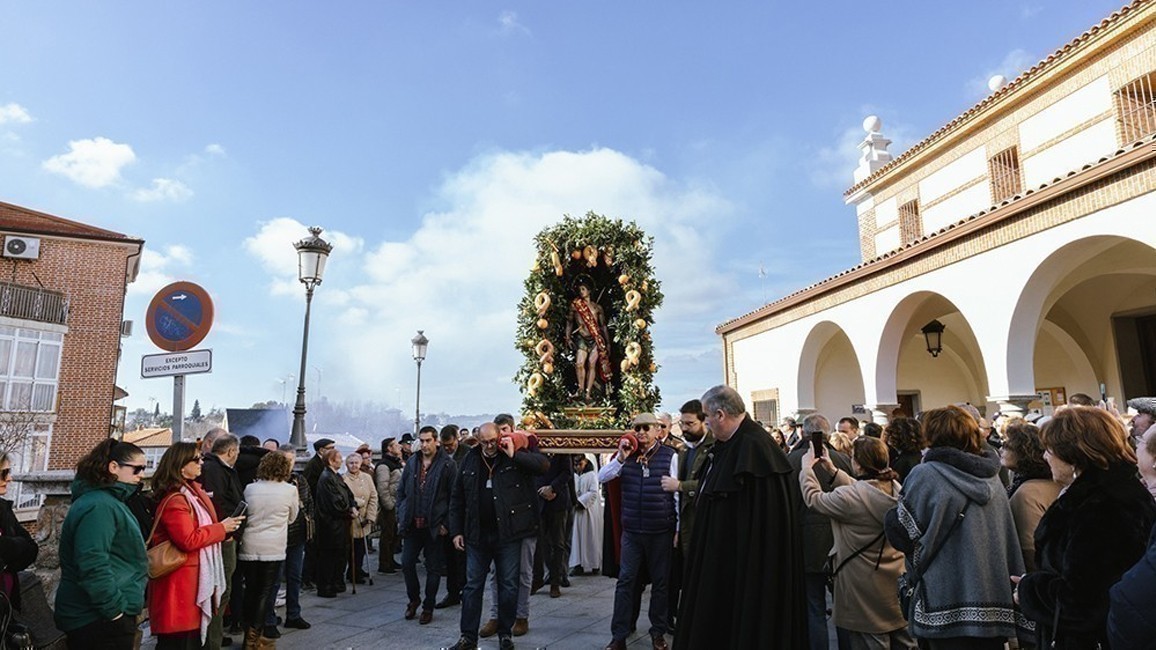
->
[863,115,883,134]
[988,75,1007,92]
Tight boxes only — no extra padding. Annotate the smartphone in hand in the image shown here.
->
[810,431,824,457]
[231,501,248,518]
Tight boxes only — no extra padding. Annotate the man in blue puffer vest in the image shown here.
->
[599,413,679,650]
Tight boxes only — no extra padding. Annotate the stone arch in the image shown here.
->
[796,320,866,415]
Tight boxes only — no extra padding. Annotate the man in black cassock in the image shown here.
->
[674,385,808,650]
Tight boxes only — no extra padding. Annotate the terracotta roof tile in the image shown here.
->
[0,200,140,243]
[843,0,1150,198]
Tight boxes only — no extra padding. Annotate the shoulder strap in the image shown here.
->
[910,500,971,585]
[146,492,185,545]
[832,530,886,576]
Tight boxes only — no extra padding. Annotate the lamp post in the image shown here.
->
[290,227,333,451]
[412,330,429,436]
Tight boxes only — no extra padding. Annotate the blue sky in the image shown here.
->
[0,1,1120,419]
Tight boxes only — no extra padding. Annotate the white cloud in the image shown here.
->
[1020,5,1043,19]
[204,143,226,156]
[130,244,196,296]
[967,48,1037,97]
[246,147,735,412]
[243,218,364,297]
[42,137,136,188]
[0,104,32,125]
[130,178,194,202]
[809,116,917,190]
[498,10,530,36]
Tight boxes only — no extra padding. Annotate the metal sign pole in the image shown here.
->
[172,375,185,444]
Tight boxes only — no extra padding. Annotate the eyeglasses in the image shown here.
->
[120,463,147,475]
[633,424,652,432]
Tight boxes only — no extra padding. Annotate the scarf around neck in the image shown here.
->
[181,484,226,644]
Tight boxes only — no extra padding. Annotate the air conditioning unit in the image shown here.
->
[120,320,134,337]
[2,236,40,260]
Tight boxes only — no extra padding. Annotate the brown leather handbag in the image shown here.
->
[146,493,188,579]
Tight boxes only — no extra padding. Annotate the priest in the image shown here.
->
[675,385,808,649]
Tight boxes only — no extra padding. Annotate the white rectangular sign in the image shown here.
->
[142,349,213,378]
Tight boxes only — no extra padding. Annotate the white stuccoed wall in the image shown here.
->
[729,190,1156,417]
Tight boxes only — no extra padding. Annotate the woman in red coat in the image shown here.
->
[148,442,245,650]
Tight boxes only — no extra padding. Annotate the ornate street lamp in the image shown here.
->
[921,319,946,358]
[290,227,333,450]
[412,330,429,437]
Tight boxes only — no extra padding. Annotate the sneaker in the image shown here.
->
[512,617,529,637]
[262,626,281,639]
[498,635,515,650]
[284,617,311,630]
[479,619,499,638]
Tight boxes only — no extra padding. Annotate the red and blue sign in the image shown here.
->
[145,281,214,352]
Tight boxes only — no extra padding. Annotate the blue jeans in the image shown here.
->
[402,529,445,611]
[265,543,305,625]
[611,530,672,641]
[461,530,520,643]
[805,573,829,650]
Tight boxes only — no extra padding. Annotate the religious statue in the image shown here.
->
[565,277,612,402]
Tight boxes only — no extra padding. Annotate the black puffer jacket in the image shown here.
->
[0,498,36,611]
[1019,462,1156,649]
[286,472,314,547]
[450,445,548,545]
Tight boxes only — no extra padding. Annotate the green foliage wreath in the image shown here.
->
[514,212,663,429]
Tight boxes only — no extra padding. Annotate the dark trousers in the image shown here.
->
[562,504,574,569]
[805,573,829,650]
[155,631,201,650]
[316,542,348,595]
[378,509,399,572]
[228,564,245,627]
[346,537,367,581]
[443,535,466,601]
[534,509,568,586]
[266,543,305,625]
[460,529,520,643]
[238,560,281,631]
[66,616,137,650]
[401,528,444,611]
[303,539,316,586]
[668,545,683,627]
[612,530,672,641]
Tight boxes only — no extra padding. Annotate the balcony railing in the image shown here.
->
[0,282,68,326]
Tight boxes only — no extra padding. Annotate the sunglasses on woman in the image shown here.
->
[119,463,147,475]
[0,468,10,480]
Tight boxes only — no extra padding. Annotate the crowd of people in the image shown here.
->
[7,386,1152,650]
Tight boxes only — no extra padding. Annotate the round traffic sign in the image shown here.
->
[145,281,214,352]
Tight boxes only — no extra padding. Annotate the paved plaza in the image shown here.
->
[141,557,664,649]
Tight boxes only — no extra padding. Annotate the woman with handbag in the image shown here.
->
[1015,407,1156,649]
[237,451,298,648]
[800,436,914,649]
[884,405,1025,650]
[54,439,149,650]
[148,442,245,650]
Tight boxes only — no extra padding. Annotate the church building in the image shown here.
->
[718,1,1156,423]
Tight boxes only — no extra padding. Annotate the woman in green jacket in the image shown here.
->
[54,439,149,650]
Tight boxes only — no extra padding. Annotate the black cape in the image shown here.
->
[675,414,808,650]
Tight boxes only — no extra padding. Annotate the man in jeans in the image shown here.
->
[599,413,679,650]
[397,426,456,625]
[447,422,548,650]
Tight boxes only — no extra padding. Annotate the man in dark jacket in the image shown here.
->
[197,433,243,648]
[398,426,456,625]
[532,452,573,598]
[786,413,853,650]
[264,445,314,635]
[301,437,334,589]
[438,425,468,609]
[599,413,679,650]
[235,435,270,487]
[675,386,807,650]
[447,423,548,650]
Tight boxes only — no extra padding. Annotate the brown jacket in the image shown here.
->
[1009,478,1061,572]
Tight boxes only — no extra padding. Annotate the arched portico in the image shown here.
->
[797,321,866,419]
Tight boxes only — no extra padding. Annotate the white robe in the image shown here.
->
[570,465,603,572]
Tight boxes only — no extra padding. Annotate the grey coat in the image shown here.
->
[885,446,1027,641]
